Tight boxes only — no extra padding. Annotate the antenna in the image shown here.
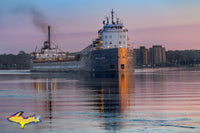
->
[117,18,119,24]
[35,46,37,53]
[116,13,120,24]
[116,13,118,24]
[106,17,109,24]
[111,9,114,24]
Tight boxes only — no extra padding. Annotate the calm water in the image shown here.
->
[1,68,200,133]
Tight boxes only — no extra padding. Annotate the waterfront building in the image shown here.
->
[162,47,166,63]
[134,45,166,67]
[134,49,140,66]
[140,46,149,65]
[150,45,166,66]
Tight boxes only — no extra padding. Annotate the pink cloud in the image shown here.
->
[129,24,200,50]
[1,24,200,54]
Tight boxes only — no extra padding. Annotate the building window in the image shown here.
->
[110,41,112,44]
[123,41,126,44]
[105,35,107,39]
[110,64,115,69]
[119,41,121,44]
[109,35,112,38]
[120,35,122,39]
[121,64,125,69]
[123,35,126,38]
[105,41,107,44]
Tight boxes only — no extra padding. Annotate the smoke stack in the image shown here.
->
[48,26,51,49]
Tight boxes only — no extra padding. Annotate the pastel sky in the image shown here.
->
[0,0,200,54]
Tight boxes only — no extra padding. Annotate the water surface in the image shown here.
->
[0,68,200,133]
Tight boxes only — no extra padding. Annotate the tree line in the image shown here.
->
[0,51,30,70]
[1,50,200,70]
[166,50,200,66]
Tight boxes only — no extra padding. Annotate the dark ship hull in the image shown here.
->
[30,48,134,73]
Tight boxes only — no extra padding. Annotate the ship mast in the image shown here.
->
[111,9,114,24]
[48,26,51,49]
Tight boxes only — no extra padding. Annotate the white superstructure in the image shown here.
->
[32,26,66,63]
[101,9,128,49]
[35,48,65,60]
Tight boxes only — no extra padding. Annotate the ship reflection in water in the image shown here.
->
[2,68,200,132]
[91,73,134,132]
[31,72,134,132]
[31,77,56,129]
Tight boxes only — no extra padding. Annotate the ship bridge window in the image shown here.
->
[121,64,125,69]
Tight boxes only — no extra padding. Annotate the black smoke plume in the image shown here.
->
[30,7,48,33]
[12,4,49,33]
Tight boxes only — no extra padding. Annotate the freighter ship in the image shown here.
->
[30,10,134,72]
